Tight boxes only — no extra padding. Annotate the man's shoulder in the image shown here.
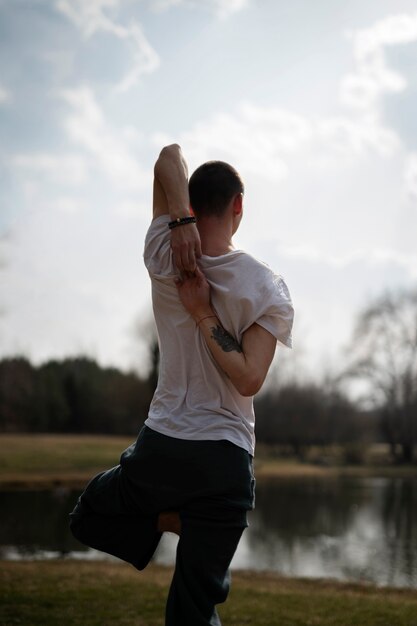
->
[205,248,274,271]
[144,215,173,275]
[233,249,279,282]
[204,250,285,304]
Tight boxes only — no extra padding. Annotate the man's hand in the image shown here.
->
[171,223,202,274]
[175,265,212,320]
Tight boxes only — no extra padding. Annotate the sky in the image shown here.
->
[1,0,417,386]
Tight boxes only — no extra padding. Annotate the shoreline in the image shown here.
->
[1,461,417,490]
[1,433,416,490]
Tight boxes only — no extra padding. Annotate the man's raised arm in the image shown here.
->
[153,144,202,273]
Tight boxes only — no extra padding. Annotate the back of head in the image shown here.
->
[189,160,244,218]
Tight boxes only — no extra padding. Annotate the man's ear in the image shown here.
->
[233,193,243,216]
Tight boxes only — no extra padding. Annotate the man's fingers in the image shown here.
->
[173,244,189,273]
[186,250,197,273]
[195,239,202,259]
[181,247,191,273]
[180,243,197,274]
[170,222,201,271]
[172,249,183,273]
[172,239,200,272]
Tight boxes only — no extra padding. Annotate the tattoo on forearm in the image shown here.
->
[210,324,243,353]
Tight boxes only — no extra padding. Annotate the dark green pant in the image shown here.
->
[69,426,255,626]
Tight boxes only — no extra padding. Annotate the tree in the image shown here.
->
[255,381,364,460]
[0,356,36,432]
[345,288,417,463]
[0,355,152,434]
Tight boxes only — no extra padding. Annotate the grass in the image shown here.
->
[0,434,416,489]
[1,561,417,626]
[0,434,133,488]
[254,457,417,479]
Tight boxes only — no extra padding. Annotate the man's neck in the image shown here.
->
[197,219,235,256]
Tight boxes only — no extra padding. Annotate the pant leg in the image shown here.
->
[69,457,162,570]
[69,425,186,569]
[165,516,245,626]
[163,439,255,626]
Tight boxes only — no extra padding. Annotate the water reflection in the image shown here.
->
[245,477,417,587]
[0,487,79,558]
[1,477,416,588]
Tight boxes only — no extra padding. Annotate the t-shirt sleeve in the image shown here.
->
[143,214,177,278]
[253,272,294,349]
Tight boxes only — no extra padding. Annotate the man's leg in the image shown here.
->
[162,438,255,626]
[69,464,162,570]
[165,515,245,626]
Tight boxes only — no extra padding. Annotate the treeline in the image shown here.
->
[0,355,376,458]
[0,356,153,435]
[255,384,377,464]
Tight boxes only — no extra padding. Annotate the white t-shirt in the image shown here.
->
[143,214,294,455]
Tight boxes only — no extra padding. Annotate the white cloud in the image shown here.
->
[60,85,148,190]
[13,153,89,186]
[159,101,400,185]
[240,103,313,152]
[339,12,417,205]
[154,105,314,182]
[213,0,248,19]
[9,178,87,220]
[341,12,417,111]
[0,84,11,104]
[114,21,160,92]
[52,196,88,214]
[316,114,399,158]
[172,107,296,182]
[114,200,145,218]
[278,244,417,278]
[404,152,417,200]
[151,0,248,19]
[55,0,121,38]
[55,0,159,91]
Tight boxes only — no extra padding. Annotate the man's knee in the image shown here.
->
[69,513,84,542]
[69,509,88,546]
[68,495,95,546]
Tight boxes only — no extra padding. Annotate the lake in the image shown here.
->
[1,475,416,588]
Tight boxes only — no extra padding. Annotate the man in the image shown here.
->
[70,144,293,626]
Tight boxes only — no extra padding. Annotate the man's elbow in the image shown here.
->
[154,144,183,178]
[234,373,264,397]
[160,143,181,158]
[155,144,180,166]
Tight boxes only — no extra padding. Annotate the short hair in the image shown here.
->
[189,160,244,218]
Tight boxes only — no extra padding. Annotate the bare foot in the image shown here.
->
[157,511,181,536]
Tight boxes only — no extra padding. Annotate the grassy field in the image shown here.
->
[1,560,417,626]
[0,434,416,488]
[0,434,133,488]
